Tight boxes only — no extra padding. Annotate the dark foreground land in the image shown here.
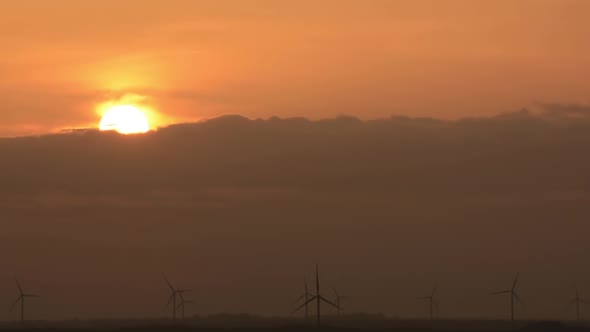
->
[0,317,588,332]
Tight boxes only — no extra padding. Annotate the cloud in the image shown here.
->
[3,111,589,202]
[538,102,590,120]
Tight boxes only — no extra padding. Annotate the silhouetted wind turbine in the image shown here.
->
[492,273,522,321]
[164,275,191,321]
[294,265,340,327]
[571,285,585,321]
[11,279,39,322]
[177,291,193,320]
[294,277,314,320]
[332,288,351,316]
[420,284,437,320]
[434,298,440,318]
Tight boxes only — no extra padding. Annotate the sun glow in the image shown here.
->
[99,105,150,134]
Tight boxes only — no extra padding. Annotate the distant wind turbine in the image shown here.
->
[434,298,440,318]
[294,277,314,320]
[177,291,193,320]
[571,285,585,321]
[420,284,437,320]
[11,279,39,322]
[491,273,522,321]
[332,288,351,317]
[294,265,340,327]
[164,275,191,321]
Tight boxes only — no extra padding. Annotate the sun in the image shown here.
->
[99,105,150,134]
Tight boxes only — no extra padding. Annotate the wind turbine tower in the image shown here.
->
[572,286,585,321]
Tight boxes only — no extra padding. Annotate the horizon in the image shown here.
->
[1,104,584,139]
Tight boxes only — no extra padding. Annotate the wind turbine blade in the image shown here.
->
[166,293,174,307]
[293,294,306,304]
[24,294,40,298]
[513,292,523,304]
[293,296,317,313]
[319,295,340,309]
[432,284,438,297]
[163,274,175,291]
[15,279,23,294]
[512,273,519,290]
[491,290,511,295]
[10,296,22,312]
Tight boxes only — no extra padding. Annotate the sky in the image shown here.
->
[1,0,590,136]
[2,0,590,322]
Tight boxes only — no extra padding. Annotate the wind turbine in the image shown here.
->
[420,284,437,320]
[164,275,191,321]
[571,285,584,321]
[177,291,193,320]
[294,277,314,320]
[294,265,340,327]
[491,273,522,321]
[332,288,351,316]
[11,279,39,322]
[434,298,440,318]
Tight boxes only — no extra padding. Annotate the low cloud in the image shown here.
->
[538,102,590,121]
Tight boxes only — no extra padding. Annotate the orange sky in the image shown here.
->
[1,0,589,136]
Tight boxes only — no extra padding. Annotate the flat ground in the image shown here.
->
[0,319,587,332]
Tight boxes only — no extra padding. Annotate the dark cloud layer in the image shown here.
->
[538,103,590,121]
[1,112,589,321]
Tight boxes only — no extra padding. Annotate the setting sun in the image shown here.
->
[99,105,150,134]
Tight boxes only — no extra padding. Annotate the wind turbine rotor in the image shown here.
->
[293,296,318,313]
